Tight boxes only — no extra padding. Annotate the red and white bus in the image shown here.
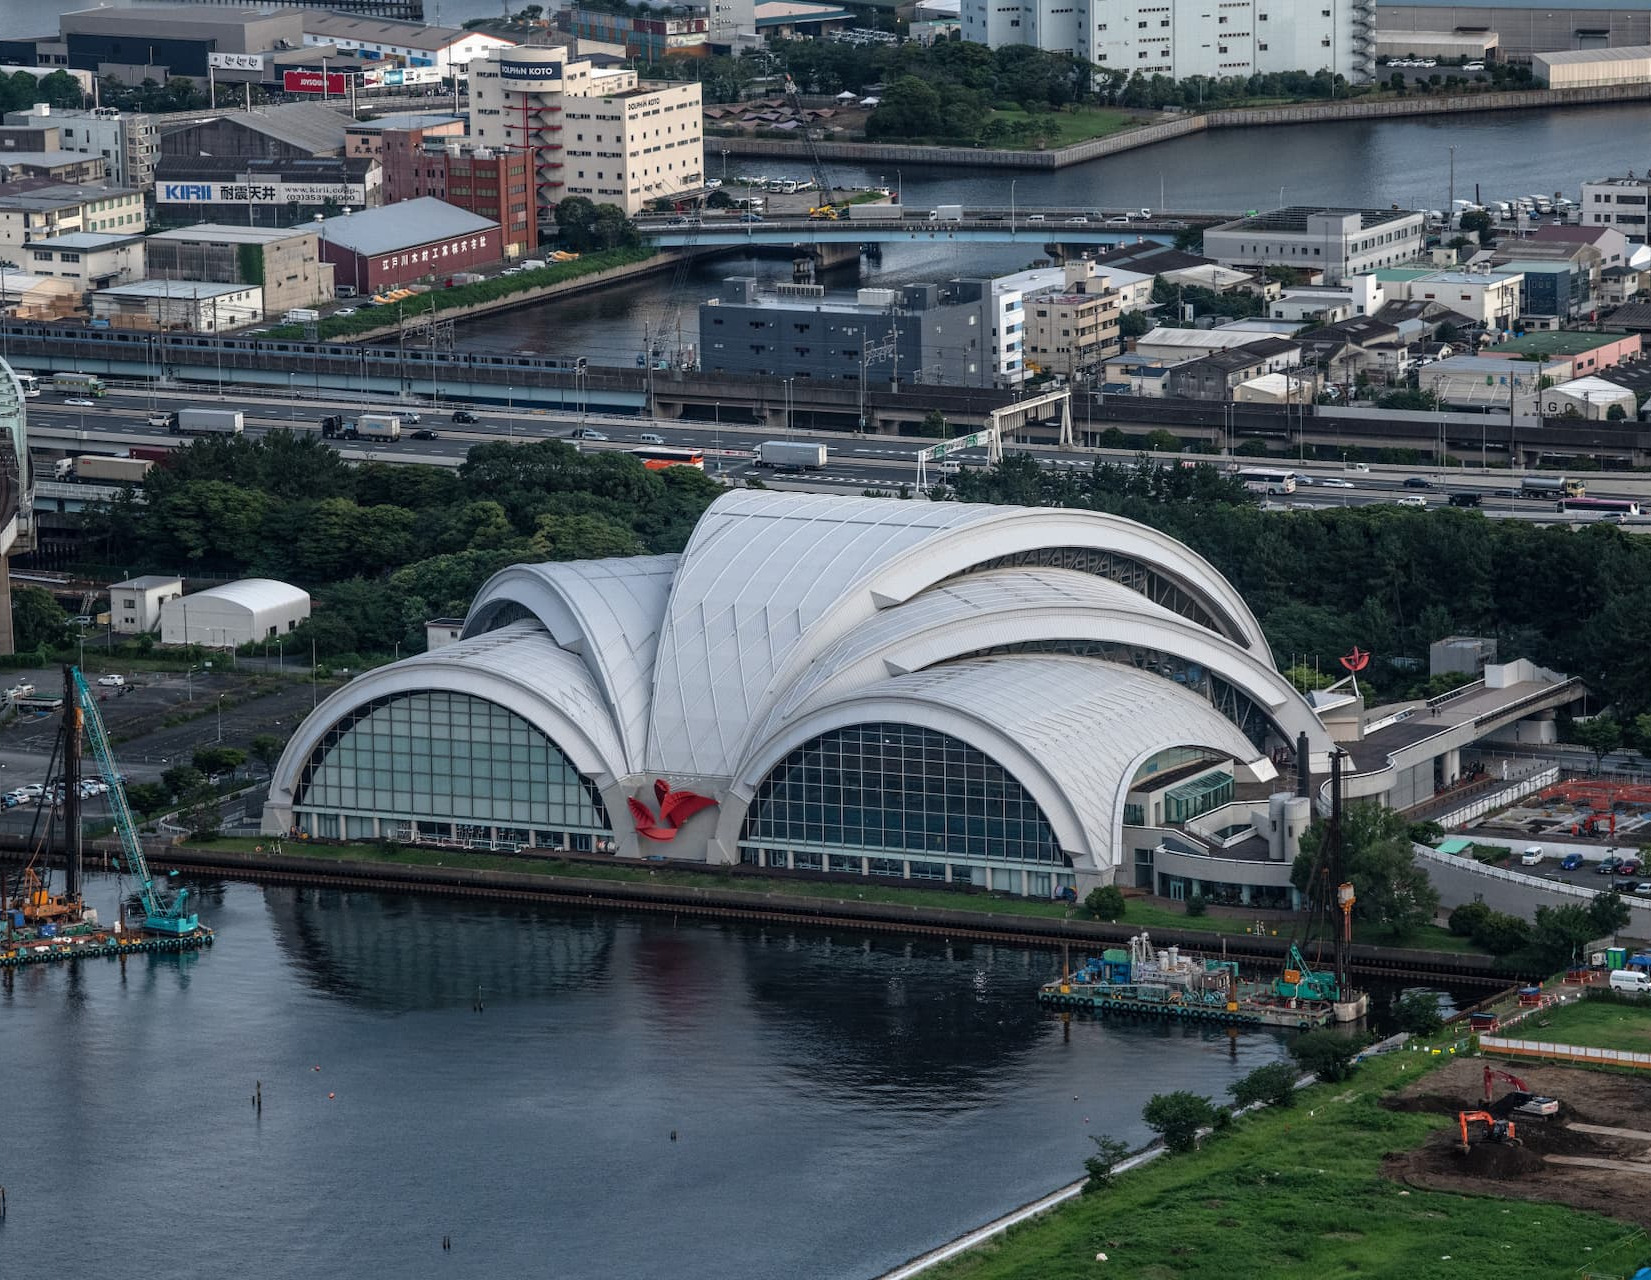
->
[631,446,705,471]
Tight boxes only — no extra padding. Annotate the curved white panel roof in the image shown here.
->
[743,567,1324,762]
[184,577,310,616]
[648,491,1269,778]
[727,655,1262,873]
[465,555,678,773]
[270,622,628,810]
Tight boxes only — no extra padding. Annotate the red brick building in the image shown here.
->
[379,128,536,259]
[317,198,503,294]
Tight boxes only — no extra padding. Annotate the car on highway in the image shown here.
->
[451,410,478,423]
[639,432,665,444]
[1560,853,1585,870]
[410,429,438,440]
[1449,492,1483,508]
[1104,216,1131,225]
[1066,216,1088,224]
[400,412,421,424]
[1403,476,1434,489]
[1293,474,1314,486]
[570,428,608,441]
[1320,477,1355,488]
[63,398,96,407]
[1396,495,1427,508]
[96,674,125,688]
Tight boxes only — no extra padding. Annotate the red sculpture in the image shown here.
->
[629,778,718,841]
[1339,646,1370,674]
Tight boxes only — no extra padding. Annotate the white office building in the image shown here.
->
[3,105,157,192]
[1203,207,1425,285]
[1581,176,1651,234]
[959,0,1373,83]
[108,575,183,635]
[470,45,703,217]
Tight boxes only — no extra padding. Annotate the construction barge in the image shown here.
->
[2,666,212,971]
[1038,931,1367,1029]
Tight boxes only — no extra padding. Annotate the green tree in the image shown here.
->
[531,513,645,560]
[1458,209,1494,241]
[1086,884,1126,920]
[1572,714,1623,772]
[124,782,172,817]
[192,745,247,776]
[1185,893,1208,917]
[250,734,287,776]
[181,779,222,840]
[1228,1061,1298,1109]
[1143,429,1181,452]
[1082,1135,1131,1192]
[160,765,206,799]
[1393,991,1444,1036]
[921,409,948,438]
[1289,1030,1365,1082]
[13,586,69,652]
[1588,889,1631,939]
[1447,900,1491,937]
[1291,802,1440,940]
[1142,1091,1216,1154]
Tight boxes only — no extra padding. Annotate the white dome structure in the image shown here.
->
[161,578,310,648]
[265,492,1332,895]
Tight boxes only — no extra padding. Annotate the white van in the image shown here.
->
[1519,845,1543,866]
[1609,969,1651,993]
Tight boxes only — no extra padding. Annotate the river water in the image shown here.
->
[2,872,1328,1280]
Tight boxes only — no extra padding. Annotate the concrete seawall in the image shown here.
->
[715,82,1651,172]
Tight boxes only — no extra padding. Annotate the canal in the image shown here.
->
[1,873,1463,1279]
[457,103,1651,364]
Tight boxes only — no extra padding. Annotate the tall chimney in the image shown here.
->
[1295,730,1310,798]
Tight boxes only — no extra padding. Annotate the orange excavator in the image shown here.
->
[1458,1111,1519,1154]
[1483,1066,1529,1104]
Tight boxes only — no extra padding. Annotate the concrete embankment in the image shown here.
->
[717,81,1651,172]
[8,838,1510,984]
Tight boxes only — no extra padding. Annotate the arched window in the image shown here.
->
[294,690,610,836]
[741,722,1064,865]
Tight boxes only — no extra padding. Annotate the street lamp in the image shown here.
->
[507,384,513,438]
[216,693,223,743]
[1010,179,1017,232]
[783,377,793,437]
[288,371,296,426]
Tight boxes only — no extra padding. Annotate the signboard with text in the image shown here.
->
[159,180,366,204]
[283,70,350,95]
[498,60,563,85]
[924,430,991,460]
[209,52,265,72]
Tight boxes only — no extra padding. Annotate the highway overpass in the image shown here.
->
[635,210,1208,251]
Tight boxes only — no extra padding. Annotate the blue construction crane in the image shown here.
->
[70,667,198,935]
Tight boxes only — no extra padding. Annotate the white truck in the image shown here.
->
[73,455,153,484]
[754,440,827,471]
[285,308,320,324]
[178,408,244,435]
[934,204,964,221]
[847,203,901,220]
[349,413,402,442]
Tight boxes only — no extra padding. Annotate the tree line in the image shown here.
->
[947,455,1651,720]
[80,433,722,665]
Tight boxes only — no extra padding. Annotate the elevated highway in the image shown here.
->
[635,209,1218,251]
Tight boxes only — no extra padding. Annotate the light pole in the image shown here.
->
[721,147,729,183]
[713,401,721,476]
[783,377,793,438]
[507,384,513,438]
[216,693,223,743]
[1010,179,1017,232]
[288,371,296,426]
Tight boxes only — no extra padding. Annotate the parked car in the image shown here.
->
[1560,853,1585,870]
[1636,882,1651,897]
[70,614,92,626]
[1519,846,1543,866]
[335,307,356,317]
[1619,858,1643,876]
[96,674,125,687]
[451,410,478,424]
[1597,855,1623,875]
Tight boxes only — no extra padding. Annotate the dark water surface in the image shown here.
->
[0,873,1317,1279]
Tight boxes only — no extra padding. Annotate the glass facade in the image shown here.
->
[293,690,612,841]
[1163,771,1234,823]
[740,722,1065,866]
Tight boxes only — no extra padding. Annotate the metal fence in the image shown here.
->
[1479,1034,1651,1070]
[1432,765,1560,827]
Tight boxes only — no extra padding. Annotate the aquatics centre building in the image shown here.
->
[264,491,1339,897]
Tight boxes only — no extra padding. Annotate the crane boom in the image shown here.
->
[784,75,837,213]
[70,667,198,935]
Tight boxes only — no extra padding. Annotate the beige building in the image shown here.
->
[91,280,263,332]
[1020,260,1121,378]
[0,183,145,266]
[146,224,335,315]
[25,230,145,293]
[470,45,703,217]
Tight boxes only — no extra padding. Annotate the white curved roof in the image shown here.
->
[726,655,1262,873]
[184,577,309,615]
[742,567,1325,762]
[648,491,1269,778]
[270,622,628,809]
[464,555,677,774]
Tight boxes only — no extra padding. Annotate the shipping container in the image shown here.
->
[177,408,244,435]
[754,440,827,470]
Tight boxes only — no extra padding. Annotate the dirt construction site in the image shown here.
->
[1384,1056,1651,1228]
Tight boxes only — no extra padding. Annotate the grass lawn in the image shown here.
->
[986,106,1137,147]
[1517,997,1651,1053]
[173,839,1485,956]
[927,1051,1633,1280]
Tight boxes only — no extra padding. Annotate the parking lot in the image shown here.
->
[0,662,327,832]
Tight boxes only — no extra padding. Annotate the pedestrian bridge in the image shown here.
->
[638,213,1207,250]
